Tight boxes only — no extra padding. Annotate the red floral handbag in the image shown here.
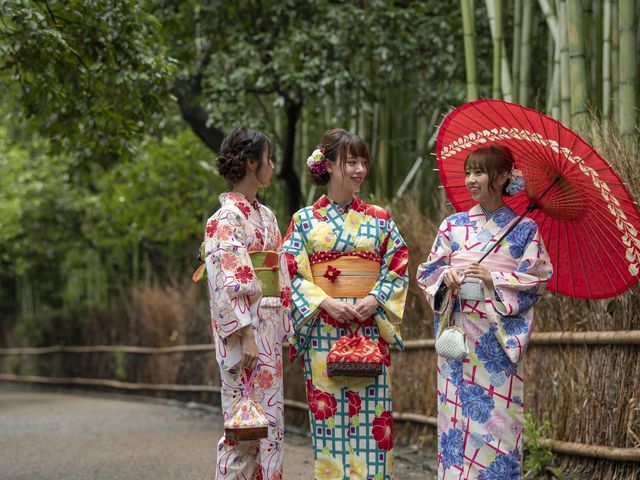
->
[326,322,384,377]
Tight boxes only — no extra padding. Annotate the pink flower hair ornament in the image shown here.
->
[306,147,328,175]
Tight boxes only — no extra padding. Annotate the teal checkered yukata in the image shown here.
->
[282,195,409,480]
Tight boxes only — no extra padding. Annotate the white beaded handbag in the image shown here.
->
[435,295,469,360]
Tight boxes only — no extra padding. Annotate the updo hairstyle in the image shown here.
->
[464,145,515,195]
[217,127,272,184]
[309,128,370,186]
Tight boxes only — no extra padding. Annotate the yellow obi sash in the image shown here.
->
[249,250,280,297]
[310,256,379,298]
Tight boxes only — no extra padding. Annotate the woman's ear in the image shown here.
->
[247,158,257,173]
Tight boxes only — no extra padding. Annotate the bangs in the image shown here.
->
[342,134,370,163]
[464,156,488,172]
[464,147,505,175]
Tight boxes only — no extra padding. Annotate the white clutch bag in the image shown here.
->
[435,325,469,360]
[435,294,469,360]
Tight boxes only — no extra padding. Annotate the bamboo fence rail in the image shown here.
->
[1,330,639,357]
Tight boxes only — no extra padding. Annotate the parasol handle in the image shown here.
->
[477,202,538,264]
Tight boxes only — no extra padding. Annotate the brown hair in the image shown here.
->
[309,128,370,186]
[464,145,515,195]
[217,127,272,184]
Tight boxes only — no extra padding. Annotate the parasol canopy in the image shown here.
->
[436,99,640,299]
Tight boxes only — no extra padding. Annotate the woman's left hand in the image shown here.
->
[353,295,379,322]
[464,263,494,287]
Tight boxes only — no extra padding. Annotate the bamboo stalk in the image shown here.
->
[611,0,620,122]
[519,0,534,105]
[545,32,556,113]
[583,0,593,97]
[603,0,613,130]
[488,0,503,99]
[592,0,603,112]
[618,0,637,147]
[460,0,479,100]
[560,0,571,123]
[512,0,523,102]
[567,0,590,135]
[1,373,639,461]
[538,0,560,43]
[486,0,513,101]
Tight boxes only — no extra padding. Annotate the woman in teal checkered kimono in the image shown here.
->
[282,129,409,480]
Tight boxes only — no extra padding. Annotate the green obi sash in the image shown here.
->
[249,251,280,297]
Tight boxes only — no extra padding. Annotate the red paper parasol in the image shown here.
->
[436,99,640,299]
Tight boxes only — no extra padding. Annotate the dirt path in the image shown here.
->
[0,385,435,479]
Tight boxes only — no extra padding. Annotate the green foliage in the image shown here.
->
[523,411,559,477]
[0,0,176,160]
[155,1,466,127]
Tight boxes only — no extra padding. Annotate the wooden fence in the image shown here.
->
[2,330,640,463]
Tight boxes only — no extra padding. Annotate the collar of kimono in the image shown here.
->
[219,191,261,211]
[480,204,510,220]
[312,195,363,221]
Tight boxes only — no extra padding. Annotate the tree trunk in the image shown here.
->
[461,0,479,100]
[567,0,590,135]
[618,0,637,147]
[278,100,303,214]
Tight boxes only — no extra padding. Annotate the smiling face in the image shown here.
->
[463,145,514,206]
[464,165,504,204]
[328,152,368,195]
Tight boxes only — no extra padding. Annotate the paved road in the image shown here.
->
[0,386,434,479]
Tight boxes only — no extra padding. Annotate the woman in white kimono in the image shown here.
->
[204,127,292,480]
[417,145,553,480]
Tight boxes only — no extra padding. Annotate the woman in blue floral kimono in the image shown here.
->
[203,127,292,480]
[417,145,553,479]
[282,129,409,480]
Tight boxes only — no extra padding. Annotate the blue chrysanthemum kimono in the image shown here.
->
[417,205,553,480]
[282,195,409,480]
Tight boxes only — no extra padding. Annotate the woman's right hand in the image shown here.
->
[443,268,463,291]
[239,325,259,371]
[320,297,359,324]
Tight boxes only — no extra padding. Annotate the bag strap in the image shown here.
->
[440,292,463,331]
[241,368,255,398]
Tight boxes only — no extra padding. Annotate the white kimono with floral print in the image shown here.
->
[205,192,292,480]
[417,205,552,480]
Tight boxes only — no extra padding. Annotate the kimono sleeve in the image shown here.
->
[489,221,553,316]
[369,218,409,323]
[281,212,329,329]
[272,215,294,340]
[416,218,455,314]
[205,209,260,339]
[488,221,553,363]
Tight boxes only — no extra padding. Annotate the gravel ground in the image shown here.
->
[0,385,435,479]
